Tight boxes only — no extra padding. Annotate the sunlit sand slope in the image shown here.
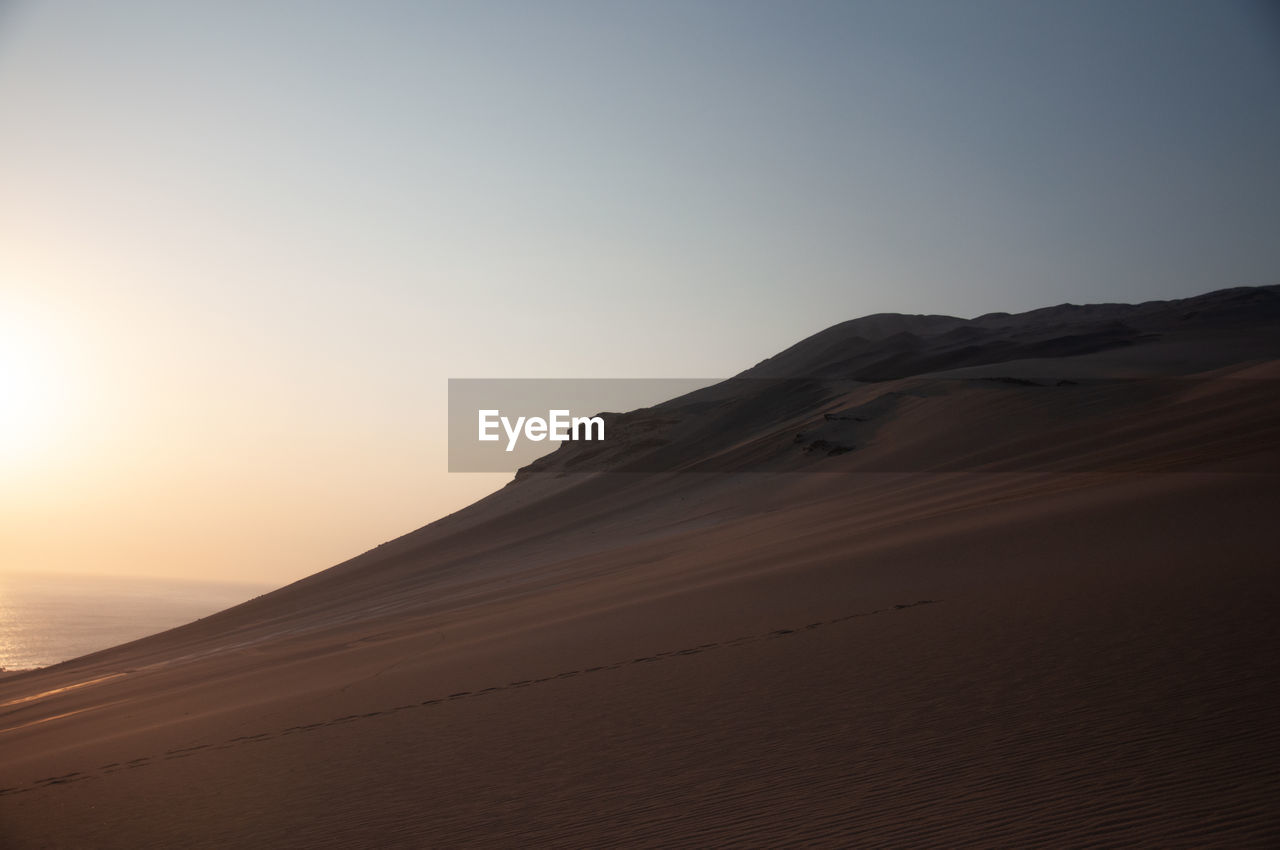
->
[2,286,1277,847]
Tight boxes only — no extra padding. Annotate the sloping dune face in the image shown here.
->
[2,287,1279,847]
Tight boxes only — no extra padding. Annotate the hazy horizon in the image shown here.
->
[2,0,1278,584]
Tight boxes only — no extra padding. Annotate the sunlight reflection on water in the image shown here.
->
[0,572,269,671]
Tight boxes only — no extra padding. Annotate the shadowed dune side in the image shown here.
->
[515,285,1280,476]
[1,287,1278,847]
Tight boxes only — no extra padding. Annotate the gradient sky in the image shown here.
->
[2,0,1278,584]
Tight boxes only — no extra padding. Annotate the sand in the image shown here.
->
[2,285,1278,847]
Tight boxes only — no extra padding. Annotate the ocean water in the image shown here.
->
[0,571,271,671]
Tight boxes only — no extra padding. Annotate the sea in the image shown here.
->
[0,571,271,671]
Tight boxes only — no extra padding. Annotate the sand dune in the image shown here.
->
[2,286,1278,847]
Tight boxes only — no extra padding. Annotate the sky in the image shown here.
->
[1,0,1278,585]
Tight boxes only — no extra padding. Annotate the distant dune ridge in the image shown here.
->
[520,284,1280,476]
[2,285,1279,847]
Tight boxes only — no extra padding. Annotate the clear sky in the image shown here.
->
[2,0,1278,584]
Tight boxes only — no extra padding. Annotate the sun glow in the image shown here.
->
[0,308,76,469]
